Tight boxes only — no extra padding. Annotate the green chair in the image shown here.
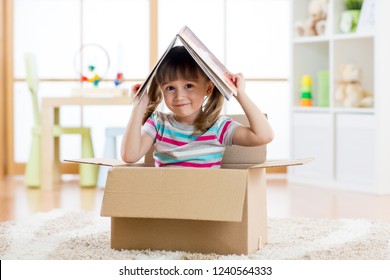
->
[24,53,98,187]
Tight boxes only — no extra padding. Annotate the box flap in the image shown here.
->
[222,163,262,169]
[222,145,266,165]
[64,158,130,167]
[248,158,314,169]
[222,115,267,165]
[101,167,248,222]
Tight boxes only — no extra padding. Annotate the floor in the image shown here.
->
[1,174,390,222]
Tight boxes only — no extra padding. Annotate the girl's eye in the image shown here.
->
[185,84,193,89]
[166,86,175,91]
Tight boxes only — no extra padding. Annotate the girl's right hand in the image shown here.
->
[130,83,149,109]
[131,83,142,95]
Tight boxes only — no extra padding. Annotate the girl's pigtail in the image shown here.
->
[193,87,224,134]
[142,78,162,125]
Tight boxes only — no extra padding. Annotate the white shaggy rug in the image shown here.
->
[1,209,389,260]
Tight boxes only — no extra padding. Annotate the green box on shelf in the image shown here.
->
[317,70,329,107]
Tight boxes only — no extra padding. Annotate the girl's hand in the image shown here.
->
[225,71,274,147]
[131,83,142,95]
[130,83,149,109]
[121,83,154,163]
[225,72,246,97]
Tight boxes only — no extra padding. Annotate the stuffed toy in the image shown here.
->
[334,64,374,108]
[295,0,329,37]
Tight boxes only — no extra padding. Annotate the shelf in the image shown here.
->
[333,107,375,114]
[290,0,390,194]
[294,32,374,44]
[292,107,330,113]
[292,107,374,115]
[293,35,330,44]
[333,32,374,41]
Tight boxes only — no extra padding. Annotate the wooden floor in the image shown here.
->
[1,175,390,222]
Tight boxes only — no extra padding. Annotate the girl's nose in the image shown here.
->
[174,89,186,100]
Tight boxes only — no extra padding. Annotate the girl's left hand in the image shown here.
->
[224,72,246,97]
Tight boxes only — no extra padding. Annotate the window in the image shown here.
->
[13,0,149,162]
[12,0,289,171]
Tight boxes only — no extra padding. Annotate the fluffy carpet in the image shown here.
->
[1,209,389,260]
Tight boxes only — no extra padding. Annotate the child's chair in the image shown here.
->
[97,127,125,188]
[24,53,98,187]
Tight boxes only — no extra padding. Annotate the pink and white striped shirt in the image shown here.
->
[142,111,241,168]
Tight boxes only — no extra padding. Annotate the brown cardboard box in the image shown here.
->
[67,115,311,255]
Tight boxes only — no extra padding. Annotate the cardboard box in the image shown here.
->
[68,115,310,255]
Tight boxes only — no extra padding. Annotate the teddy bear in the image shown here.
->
[295,0,329,37]
[334,64,374,108]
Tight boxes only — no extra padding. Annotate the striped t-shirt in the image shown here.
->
[142,111,241,168]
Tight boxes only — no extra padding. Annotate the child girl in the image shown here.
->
[121,46,274,168]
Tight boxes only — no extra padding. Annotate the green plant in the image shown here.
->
[344,0,363,10]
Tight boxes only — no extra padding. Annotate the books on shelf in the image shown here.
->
[135,26,237,102]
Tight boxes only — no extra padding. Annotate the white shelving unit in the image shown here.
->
[289,0,390,194]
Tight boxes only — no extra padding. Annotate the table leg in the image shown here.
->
[53,108,61,183]
[41,104,55,190]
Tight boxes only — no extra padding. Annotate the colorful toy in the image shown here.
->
[74,44,110,87]
[114,72,123,86]
[114,44,124,86]
[300,75,313,107]
[317,70,329,107]
[340,0,363,33]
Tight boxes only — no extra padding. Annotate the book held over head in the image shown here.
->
[135,26,238,102]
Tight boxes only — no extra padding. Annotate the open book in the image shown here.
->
[135,26,238,102]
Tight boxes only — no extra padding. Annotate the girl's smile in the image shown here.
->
[173,102,191,106]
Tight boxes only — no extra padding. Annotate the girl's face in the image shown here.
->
[161,75,214,125]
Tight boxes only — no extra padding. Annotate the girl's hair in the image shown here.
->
[142,46,224,134]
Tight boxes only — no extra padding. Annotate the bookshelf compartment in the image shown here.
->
[293,42,329,107]
[333,37,374,108]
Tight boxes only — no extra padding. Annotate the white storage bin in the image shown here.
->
[335,114,375,187]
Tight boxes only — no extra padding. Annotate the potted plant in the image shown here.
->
[340,0,363,33]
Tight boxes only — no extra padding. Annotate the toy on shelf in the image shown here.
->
[114,43,124,86]
[74,44,110,87]
[72,44,128,97]
[295,0,329,37]
[300,75,313,107]
[317,70,329,107]
[340,0,363,33]
[114,72,123,86]
[334,64,373,108]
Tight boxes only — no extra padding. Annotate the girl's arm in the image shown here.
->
[225,72,274,147]
[121,84,154,163]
